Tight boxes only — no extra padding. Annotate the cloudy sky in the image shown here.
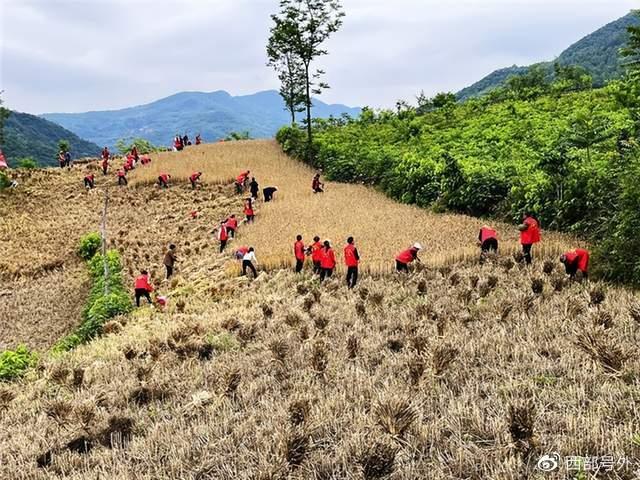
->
[0,0,636,113]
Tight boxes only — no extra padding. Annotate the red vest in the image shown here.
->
[311,242,323,262]
[520,217,541,245]
[225,217,238,230]
[294,241,306,261]
[566,249,590,272]
[117,170,126,177]
[218,225,228,241]
[320,248,336,269]
[85,174,94,182]
[159,174,169,183]
[396,248,417,264]
[480,227,497,243]
[190,172,201,182]
[134,275,153,291]
[344,244,358,267]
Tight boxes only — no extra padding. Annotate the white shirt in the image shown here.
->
[242,251,257,263]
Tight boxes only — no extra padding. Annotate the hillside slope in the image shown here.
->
[41,90,361,149]
[3,111,101,167]
[2,143,639,479]
[457,11,640,100]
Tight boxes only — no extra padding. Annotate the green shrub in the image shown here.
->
[207,332,240,352]
[17,157,38,169]
[78,232,102,260]
[115,137,160,155]
[0,346,37,381]
[0,171,10,190]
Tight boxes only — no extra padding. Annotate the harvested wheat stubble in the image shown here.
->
[131,140,579,273]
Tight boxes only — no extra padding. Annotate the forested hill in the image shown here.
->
[457,11,640,100]
[3,111,101,167]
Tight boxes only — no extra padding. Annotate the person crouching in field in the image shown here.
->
[319,240,336,282]
[157,173,171,189]
[560,249,590,280]
[117,169,128,186]
[241,247,258,279]
[312,173,324,193]
[190,171,202,189]
[395,243,422,273]
[263,186,278,202]
[344,236,360,289]
[294,235,306,273]
[84,173,95,190]
[225,215,238,238]
[308,236,323,274]
[163,244,177,279]
[519,212,541,265]
[217,221,229,253]
[134,270,154,307]
[478,225,498,262]
[236,170,250,193]
[244,198,255,223]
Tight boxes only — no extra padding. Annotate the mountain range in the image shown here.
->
[41,90,361,149]
[457,11,639,100]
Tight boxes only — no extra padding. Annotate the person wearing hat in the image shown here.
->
[395,243,422,273]
[560,248,590,280]
[319,240,336,282]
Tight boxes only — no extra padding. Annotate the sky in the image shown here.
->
[0,0,637,114]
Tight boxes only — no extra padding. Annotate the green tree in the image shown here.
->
[505,65,549,100]
[621,10,640,81]
[58,139,70,153]
[225,131,251,141]
[551,63,592,94]
[268,0,345,162]
[17,157,39,169]
[416,91,457,115]
[115,137,159,155]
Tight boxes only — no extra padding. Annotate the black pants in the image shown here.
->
[295,259,304,273]
[135,289,152,307]
[158,177,168,188]
[118,176,127,185]
[191,180,197,189]
[396,260,409,273]
[313,261,321,274]
[319,268,333,282]
[480,238,498,263]
[346,266,358,288]
[313,187,323,193]
[220,240,227,253]
[522,244,533,265]
[228,228,235,238]
[102,166,108,175]
[84,179,94,189]
[236,183,243,194]
[165,265,173,279]
[242,260,257,278]
[252,190,259,200]
[246,215,254,223]
[264,190,273,202]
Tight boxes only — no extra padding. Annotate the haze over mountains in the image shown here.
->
[41,90,361,149]
[457,11,639,100]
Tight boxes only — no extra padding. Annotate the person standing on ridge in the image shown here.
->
[294,235,306,273]
[131,145,139,163]
[84,173,95,190]
[64,150,72,168]
[182,134,189,147]
[244,198,255,223]
[478,225,498,262]
[263,186,278,202]
[312,173,324,193]
[134,270,154,307]
[225,214,238,238]
[308,236,323,274]
[217,221,229,253]
[560,248,590,280]
[249,177,259,200]
[395,243,422,273]
[319,240,336,282]
[344,236,360,289]
[190,171,202,189]
[195,134,202,145]
[158,173,171,189]
[163,244,177,280]
[519,212,541,265]
[58,150,66,168]
[241,247,258,279]
[101,147,110,175]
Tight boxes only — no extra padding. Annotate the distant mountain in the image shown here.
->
[457,11,640,100]
[3,111,101,167]
[41,90,361,148]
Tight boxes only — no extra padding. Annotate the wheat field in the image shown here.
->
[131,140,577,272]
[2,141,636,479]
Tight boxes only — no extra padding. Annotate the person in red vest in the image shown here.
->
[140,155,152,165]
[319,240,336,282]
[174,135,183,151]
[101,147,110,174]
[84,173,95,190]
[395,243,422,273]
[190,171,202,189]
[124,155,135,172]
[306,236,323,274]
[117,168,128,186]
[478,225,499,262]
[519,212,541,265]
[312,173,324,193]
[344,236,360,289]
[236,170,250,193]
[225,214,238,238]
[217,221,229,253]
[195,134,202,145]
[157,173,170,189]
[560,249,590,280]
[244,198,255,223]
[134,270,154,307]
[130,146,139,163]
[234,245,249,260]
[294,235,306,273]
